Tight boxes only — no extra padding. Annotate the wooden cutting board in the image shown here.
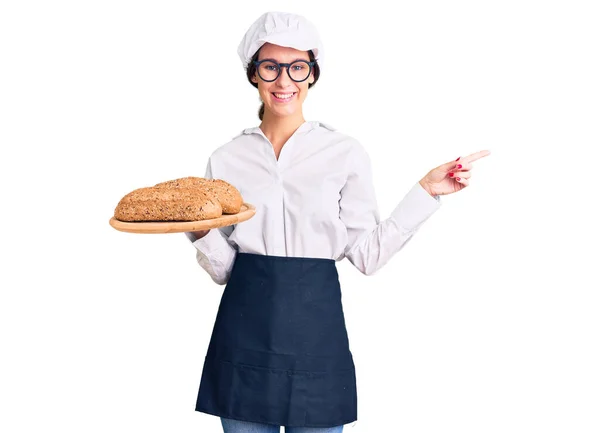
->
[109,202,256,234]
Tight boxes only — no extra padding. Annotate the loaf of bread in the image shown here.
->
[114,186,222,222]
[154,177,243,214]
[113,176,243,222]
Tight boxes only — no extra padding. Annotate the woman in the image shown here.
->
[186,11,490,433]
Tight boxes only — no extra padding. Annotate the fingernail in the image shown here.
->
[456,177,461,181]
[456,164,462,169]
[456,157,460,161]
[448,172,454,177]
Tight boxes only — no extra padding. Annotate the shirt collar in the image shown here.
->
[242,120,335,136]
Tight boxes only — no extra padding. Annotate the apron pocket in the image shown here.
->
[303,367,357,426]
[218,359,310,425]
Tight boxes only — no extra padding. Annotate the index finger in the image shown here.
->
[463,150,491,163]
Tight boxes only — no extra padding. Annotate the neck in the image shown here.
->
[260,111,306,148]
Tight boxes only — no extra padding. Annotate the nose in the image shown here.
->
[275,65,294,86]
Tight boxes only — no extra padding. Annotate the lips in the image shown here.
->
[272,92,297,101]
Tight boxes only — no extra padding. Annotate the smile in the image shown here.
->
[271,92,297,102]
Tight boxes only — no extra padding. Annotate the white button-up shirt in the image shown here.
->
[186,120,442,284]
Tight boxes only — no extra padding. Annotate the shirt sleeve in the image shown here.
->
[340,143,442,275]
[184,156,238,285]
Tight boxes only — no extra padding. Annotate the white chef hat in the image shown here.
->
[237,11,324,71]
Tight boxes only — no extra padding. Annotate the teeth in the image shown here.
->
[274,93,295,99]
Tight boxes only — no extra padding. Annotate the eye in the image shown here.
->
[292,62,308,70]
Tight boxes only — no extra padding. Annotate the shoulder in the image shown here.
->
[309,121,367,156]
[207,128,257,162]
[305,122,371,177]
[308,121,364,149]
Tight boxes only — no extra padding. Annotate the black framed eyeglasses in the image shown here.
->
[253,59,315,82]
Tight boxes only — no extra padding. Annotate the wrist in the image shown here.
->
[419,179,435,197]
[189,230,210,241]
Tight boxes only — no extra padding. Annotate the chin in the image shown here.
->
[269,105,300,117]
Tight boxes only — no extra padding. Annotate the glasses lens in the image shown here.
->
[257,61,279,81]
[289,61,311,82]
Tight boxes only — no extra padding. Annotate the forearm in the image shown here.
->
[345,182,441,275]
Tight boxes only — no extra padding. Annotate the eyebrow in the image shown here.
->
[259,57,309,63]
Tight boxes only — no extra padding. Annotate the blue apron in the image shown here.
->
[195,252,357,428]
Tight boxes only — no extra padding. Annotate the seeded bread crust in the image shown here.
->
[114,187,222,222]
[154,177,243,214]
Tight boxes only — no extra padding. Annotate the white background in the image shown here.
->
[1,0,599,432]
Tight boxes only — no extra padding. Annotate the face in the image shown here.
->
[251,43,315,119]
